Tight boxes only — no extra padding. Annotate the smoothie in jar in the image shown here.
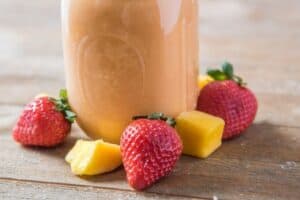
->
[62,0,199,144]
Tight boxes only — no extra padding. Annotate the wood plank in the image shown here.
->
[202,0,300,28]
[0,124,299,200]
[0,178,200,200]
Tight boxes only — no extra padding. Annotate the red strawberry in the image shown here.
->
[197,62,258,139]
[13,89,76,147]
[120,113,182,190]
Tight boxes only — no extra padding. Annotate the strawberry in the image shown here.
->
[13,89,76,147]
[197,62,258,140]
[120,113,182,190]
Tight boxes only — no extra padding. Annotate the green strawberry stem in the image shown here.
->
[207,61,247,87]
[133,113,176,127]
[50,89,76,123]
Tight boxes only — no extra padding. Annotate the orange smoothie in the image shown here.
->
[62,0,199,144]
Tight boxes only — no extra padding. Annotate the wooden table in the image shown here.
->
[1,0,299,199]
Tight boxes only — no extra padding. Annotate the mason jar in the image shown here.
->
[61,0,199,144]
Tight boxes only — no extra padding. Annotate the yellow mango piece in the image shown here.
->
[65,140,122,175]
[176,111,225,158]
[198,75,214,89]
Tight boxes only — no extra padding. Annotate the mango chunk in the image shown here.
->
[176,111,225,158]
[65,140,122,175]
[198,75,214,89]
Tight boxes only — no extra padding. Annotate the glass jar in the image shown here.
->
[62,0,199,144]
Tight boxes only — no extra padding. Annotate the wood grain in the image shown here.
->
[0,0,300,199]
[0,124,299,200]
[0,178,200,200]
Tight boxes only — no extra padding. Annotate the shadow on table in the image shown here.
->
[216,120,300,162]
[20,134,127,184]
[20,135,80,159]
[147,121,300,198]
[79,167,126,184]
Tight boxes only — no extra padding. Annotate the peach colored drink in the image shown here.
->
[62,0,199,144]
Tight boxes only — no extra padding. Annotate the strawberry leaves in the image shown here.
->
[207,69,227,81]
[207,62,247,87]
[222,62,234,78]
[59,89,68,100]
[133,112,176,127]
[51,89,76,123]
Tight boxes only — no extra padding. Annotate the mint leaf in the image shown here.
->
[222,62,234,78]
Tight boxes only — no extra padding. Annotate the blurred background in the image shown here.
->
[1,0,300,129]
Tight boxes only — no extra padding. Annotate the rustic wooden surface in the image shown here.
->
[0,0,299,199]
